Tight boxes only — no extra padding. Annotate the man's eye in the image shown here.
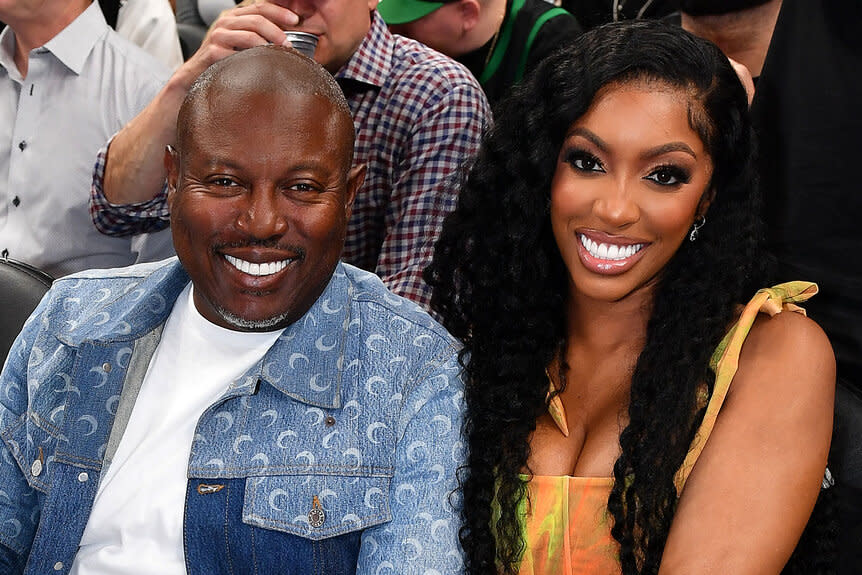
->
[289,183,319,192]
[564,150,604,173]
[211,177,236,187]
[645,166,690,186]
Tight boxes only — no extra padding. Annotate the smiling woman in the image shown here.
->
[426,20,836,575]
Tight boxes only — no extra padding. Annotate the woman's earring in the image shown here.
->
[689,215,706,242]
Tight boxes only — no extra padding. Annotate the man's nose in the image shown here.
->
[236,189,288,239]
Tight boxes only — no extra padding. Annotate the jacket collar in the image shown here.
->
[65,259,355,410]
[255,263,355,409]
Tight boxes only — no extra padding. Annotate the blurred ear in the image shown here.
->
[164,145,179,210]
[344,164,366,220]
[697,186,716,218]
[460,0,481,32]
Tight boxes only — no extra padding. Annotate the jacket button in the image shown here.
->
[325,415,336,427]
[18,141,26,151]
[78,472,89,482]
[53,562,63,570]
[308,495,325,528]
[11,196,20,207]
[31,459,42,477]
[102,362,112,373]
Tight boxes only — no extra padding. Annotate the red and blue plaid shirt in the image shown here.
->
[90,12,490,310]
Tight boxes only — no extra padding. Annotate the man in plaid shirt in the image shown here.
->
[90,0,490,311]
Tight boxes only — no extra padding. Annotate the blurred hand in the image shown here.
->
[179,0,299,85]
[728,57,755,107]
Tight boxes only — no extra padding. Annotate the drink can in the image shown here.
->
[284,31,318,59]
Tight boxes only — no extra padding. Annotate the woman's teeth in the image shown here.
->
[579,235,644,261]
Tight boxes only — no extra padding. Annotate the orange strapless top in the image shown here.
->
[516,282,818,574]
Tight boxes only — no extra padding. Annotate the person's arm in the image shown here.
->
[376,82,490,309]
[0,297,55,574]
[355,352,466,574]
[98,1,299,207]
[659,310,835,574]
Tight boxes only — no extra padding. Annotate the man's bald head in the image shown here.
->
[177,45,354,161]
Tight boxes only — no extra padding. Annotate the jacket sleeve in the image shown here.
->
[0,294,54,573]
[355,351,466,574]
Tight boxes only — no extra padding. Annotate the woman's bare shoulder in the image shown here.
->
[734,308,835,402]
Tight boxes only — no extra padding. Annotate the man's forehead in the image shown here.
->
[177,46,353,148]
[180,87,352,155]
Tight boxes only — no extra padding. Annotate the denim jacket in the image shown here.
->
[0,259,465,574]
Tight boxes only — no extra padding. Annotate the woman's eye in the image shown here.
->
[646,166,690,186]
[565,150,604,173]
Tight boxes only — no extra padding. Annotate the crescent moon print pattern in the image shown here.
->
[0,259,466,574]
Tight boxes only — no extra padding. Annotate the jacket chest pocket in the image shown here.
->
[183,475,392,575]
[242,474,392,540]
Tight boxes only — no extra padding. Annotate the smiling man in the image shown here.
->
[89,0,490,311]
[0,46,465,575]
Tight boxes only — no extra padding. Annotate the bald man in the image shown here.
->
[0,46,465,575]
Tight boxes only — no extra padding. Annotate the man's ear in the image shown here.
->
[459,0,481,33]
[164,145,179,210]
[344,164,366,220]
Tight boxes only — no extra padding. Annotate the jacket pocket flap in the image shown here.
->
[242,474,391,541]
[1,411,62,493]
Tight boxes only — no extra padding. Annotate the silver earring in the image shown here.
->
[689,215,706,242]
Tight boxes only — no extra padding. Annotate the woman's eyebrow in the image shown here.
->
[641,142,697,160]
[565,127,609,153]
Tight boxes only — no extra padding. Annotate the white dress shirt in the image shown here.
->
[117,0,184,70]
[0,1,173,277]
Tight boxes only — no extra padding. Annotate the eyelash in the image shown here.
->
[564,149,604,173]
[646,164,691,186]
[563,149,692,187]
[565,149,605,173]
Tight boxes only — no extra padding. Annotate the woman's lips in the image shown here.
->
[576,231,648,275]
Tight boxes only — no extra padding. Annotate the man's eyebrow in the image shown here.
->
[199,157,242,171]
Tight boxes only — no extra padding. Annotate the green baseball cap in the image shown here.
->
[377,0,452,25]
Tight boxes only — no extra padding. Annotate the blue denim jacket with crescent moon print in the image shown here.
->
[0,259,465,574]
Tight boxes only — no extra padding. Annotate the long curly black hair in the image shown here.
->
[426,20,831,574]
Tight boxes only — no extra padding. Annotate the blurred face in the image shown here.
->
[388,4,464,57]
[167,88,364,331]
[284,0,379,72]
[550,82,714,304]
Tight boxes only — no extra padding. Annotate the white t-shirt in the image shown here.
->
[70,284,284,574]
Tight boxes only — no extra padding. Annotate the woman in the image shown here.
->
[426,20,835,574]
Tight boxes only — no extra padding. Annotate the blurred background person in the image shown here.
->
[752,1,862,571]
[379,0,583,105]
[0,0,173,278]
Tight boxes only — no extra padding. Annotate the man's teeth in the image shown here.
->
[224,254,290,276]
[579,235,644,261]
